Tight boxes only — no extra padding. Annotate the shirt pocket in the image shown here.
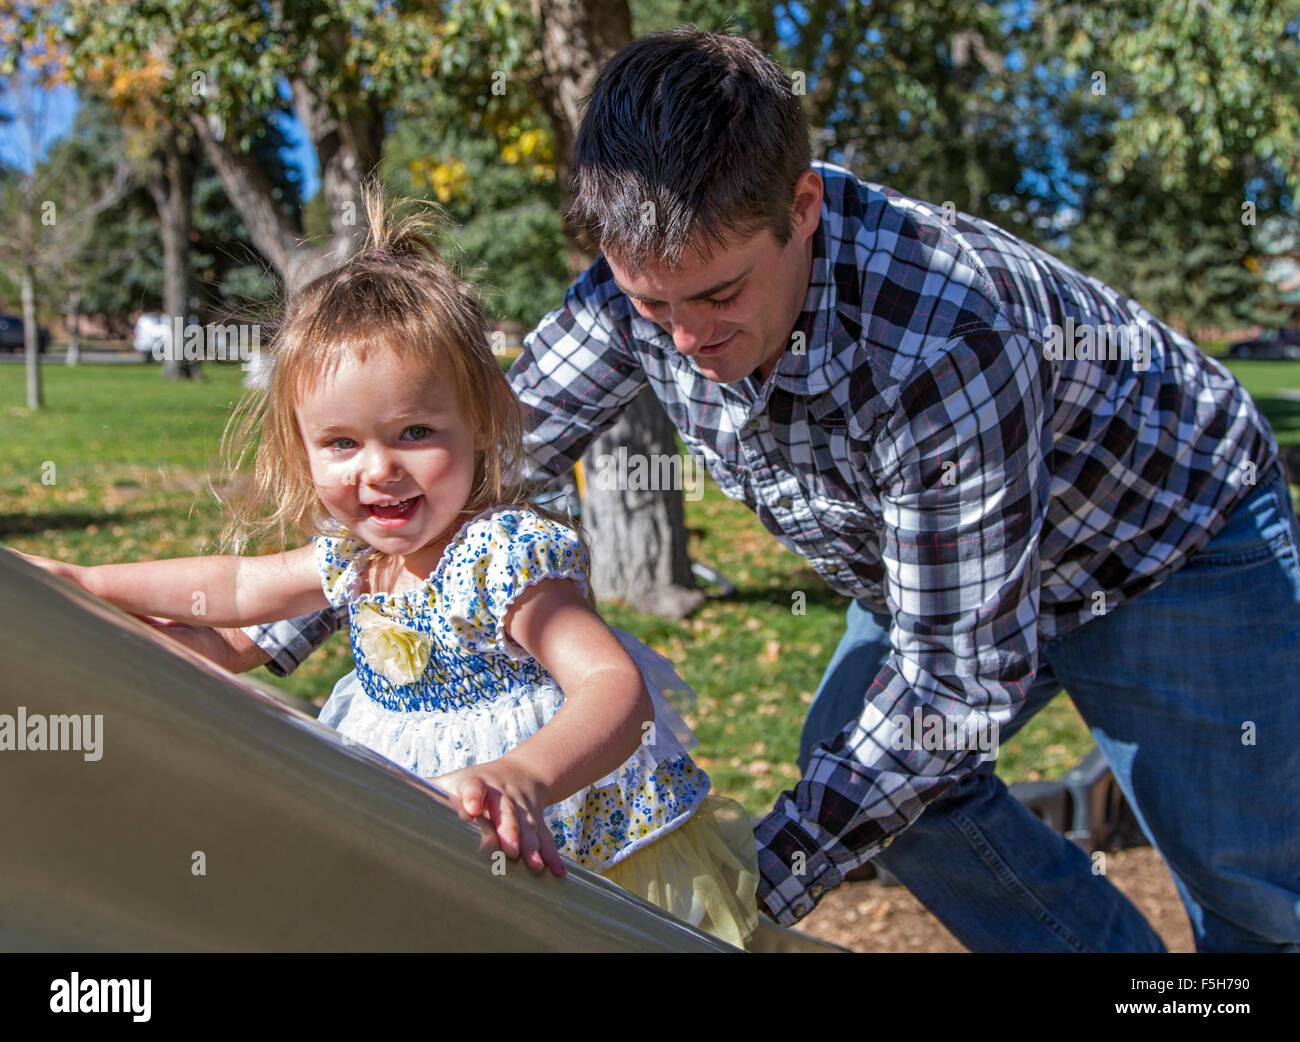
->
[694,448,751,504]
[805,478,879,536]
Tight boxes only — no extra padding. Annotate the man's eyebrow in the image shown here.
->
[614,268,752,304]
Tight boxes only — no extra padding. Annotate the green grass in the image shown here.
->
[1219,358,1300,515]
[0,363,359,708]
[3,356,1297,816]
[1220,359,1300,447]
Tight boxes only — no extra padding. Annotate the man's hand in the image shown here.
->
[433,758,567,879]
[135,617,272,673]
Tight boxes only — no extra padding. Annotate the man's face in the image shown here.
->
[605,170,823,384]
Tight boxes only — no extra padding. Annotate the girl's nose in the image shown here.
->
[359,446,402,486]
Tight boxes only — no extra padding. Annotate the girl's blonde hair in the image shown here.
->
[221,182,580,571]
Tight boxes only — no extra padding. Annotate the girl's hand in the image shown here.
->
[432,759,567,879]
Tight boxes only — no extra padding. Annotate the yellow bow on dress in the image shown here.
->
[352,602,433,687]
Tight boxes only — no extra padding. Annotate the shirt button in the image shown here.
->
[777,496,793,510]
[794,902,808,917]
[744,418,760,432]
[881,836,894,848]
[810,884,824,899]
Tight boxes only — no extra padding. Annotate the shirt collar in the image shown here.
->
[762,170,854,399]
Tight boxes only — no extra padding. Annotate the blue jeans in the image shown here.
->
[799,461,1300,952]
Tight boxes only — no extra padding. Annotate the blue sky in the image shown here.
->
[0,76,78,172]
[0,68,321,198]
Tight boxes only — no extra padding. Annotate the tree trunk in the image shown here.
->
[581,389,705,618]
[187,69,377,296]
[530,0,632,274]
[186,69,377,397]
[532,0,702,618]
[289,52,381,279]
[22,261,41,410]
[65,287,80,366]
[148,133,197,380]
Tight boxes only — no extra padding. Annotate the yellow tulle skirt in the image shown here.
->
[601,794,760,949]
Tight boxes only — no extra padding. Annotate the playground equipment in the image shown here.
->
[851,748,1140,891]
[0,550,738,952]
[1008,749,1137,853]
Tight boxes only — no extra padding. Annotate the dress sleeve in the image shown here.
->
[314,534,371,608]
[438,510,591,660]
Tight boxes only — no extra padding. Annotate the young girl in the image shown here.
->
[20,190,760,949]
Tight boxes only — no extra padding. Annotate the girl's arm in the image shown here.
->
[16,545,328,628]
[433,577,653,878]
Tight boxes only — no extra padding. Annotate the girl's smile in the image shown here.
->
[363,496,421,525]
[295,344,478,575]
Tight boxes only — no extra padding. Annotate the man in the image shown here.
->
[217,30,1299,951]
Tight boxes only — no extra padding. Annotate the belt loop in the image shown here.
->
[1252,455,1282,487]
[1266,456,1287,487]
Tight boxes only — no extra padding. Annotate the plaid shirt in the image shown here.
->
[248,161,1278,927]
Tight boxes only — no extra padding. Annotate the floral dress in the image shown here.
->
[314,507,711,873]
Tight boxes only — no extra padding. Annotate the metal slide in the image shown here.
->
[0,550,734,952]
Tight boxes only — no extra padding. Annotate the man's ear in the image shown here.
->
[791,168,824,239]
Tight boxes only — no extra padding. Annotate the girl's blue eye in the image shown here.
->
[403,425,434,440]
[325,437,356,450]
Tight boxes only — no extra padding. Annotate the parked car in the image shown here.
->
[1229,327,1300,360]
[132,312,171,359]
[0,313,51,353]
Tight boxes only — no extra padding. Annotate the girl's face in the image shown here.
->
[295,344,479,573]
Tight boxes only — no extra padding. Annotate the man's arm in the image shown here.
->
[242,609,347,677]
[508,256,650,489]
[754,326,1054,924]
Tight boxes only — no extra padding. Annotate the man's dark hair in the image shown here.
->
[566,29,811,271]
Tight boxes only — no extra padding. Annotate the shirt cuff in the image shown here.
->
[753,801,892,926]
[243,609,344,678]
